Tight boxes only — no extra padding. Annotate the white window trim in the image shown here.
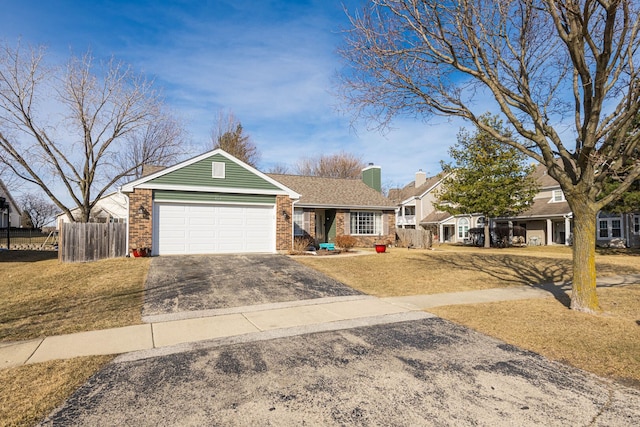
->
[598,214,623,240]
[403,205,415,216]
[458,217,470,239]
[551,190,565,203]
[350,211,382,236]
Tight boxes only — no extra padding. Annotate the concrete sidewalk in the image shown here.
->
[0,284,564,369]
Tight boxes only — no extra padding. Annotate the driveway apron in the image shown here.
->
[40,317,640,426]
[142,254,362,317]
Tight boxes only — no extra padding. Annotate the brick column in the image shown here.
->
[128,189,153,253]
[276,196,293,252]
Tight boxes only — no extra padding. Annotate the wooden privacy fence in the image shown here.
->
[59,222,127,262]
[396,228,432,249]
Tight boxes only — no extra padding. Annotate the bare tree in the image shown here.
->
[0,164,23,191]
[20,192,57,229]
[267,163,291,174]
[211,110,260,167]
[114,112,188,184]
[295,151,366,178]
[0,42,186,222]
[340,0,640,313]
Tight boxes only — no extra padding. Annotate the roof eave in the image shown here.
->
[120,149,300,199]
[295,203,395,210]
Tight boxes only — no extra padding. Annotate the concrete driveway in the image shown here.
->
[143,254,362,319]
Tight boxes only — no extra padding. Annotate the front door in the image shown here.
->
[443,225,453,243]
[315,210,326,243]
[325,209,336,243]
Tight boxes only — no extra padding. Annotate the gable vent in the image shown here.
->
[212,162,225,179]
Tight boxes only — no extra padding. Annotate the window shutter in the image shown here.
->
[303,211,311,233]
[382,213,389,235]
[344,212,350,234]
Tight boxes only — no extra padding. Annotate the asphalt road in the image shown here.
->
[41,317,640,426]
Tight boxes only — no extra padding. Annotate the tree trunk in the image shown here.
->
[484,222,490,248]
[569,199,600,313]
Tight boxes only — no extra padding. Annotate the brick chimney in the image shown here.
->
[415,169,427,188]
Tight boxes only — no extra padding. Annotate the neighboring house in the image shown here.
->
[388,170,447,230]
[56,191,128,227]
[499,165,639,248]
[0,179,22,228]
[494,165,572,246]
[390,170,481,244]
[393,164,640,248]
[121,149,395,256]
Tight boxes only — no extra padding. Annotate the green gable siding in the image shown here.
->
[149,154,280,191]
[362,166,381,192]
[154,191,275,204]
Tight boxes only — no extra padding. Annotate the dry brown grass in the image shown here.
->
[0,356,112,427]
[296,245,640,297]
[430,285,640,387]
[0,251,150,426]
[0,251,150,341]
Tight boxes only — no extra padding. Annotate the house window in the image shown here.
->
[599,220,609,238]
[351,211,382,235]
[612,220,621,238]
[293,209,304,236]
[598,213,623,239]
[212,162,225,178]
[404,206,415,216]
[476,216,486,227]
[634,215,639,234]
[458,217,470,239]
[552,190,565,202]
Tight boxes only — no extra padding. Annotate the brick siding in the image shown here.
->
[276,196,293,251]
[128,189,153,253]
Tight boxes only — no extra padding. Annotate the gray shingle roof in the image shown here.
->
[388,174,444,204]
[509,197,572,219]
[268,174,395,209]
[420,211,453,224]
[531,163,561,188]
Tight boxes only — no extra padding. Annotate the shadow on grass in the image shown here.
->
[597,248,640,256]
[0,250,58,262]
[418,252,639,308]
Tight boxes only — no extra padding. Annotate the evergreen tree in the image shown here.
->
[211,110,260,167]
[435,114,538,248]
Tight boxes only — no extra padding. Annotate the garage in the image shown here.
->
[153,202,275,255]
[122,150,299,256]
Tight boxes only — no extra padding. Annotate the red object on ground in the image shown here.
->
[375,244,386,253]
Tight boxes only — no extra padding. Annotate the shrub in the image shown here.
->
[290,237,313,254]
[334,235,357,251]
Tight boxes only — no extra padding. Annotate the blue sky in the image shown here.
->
[1,0,468,189]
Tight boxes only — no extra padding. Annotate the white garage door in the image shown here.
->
[154,203,275,255]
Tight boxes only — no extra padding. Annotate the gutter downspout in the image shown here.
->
[120,187,130,257]
[290,200,298,253]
